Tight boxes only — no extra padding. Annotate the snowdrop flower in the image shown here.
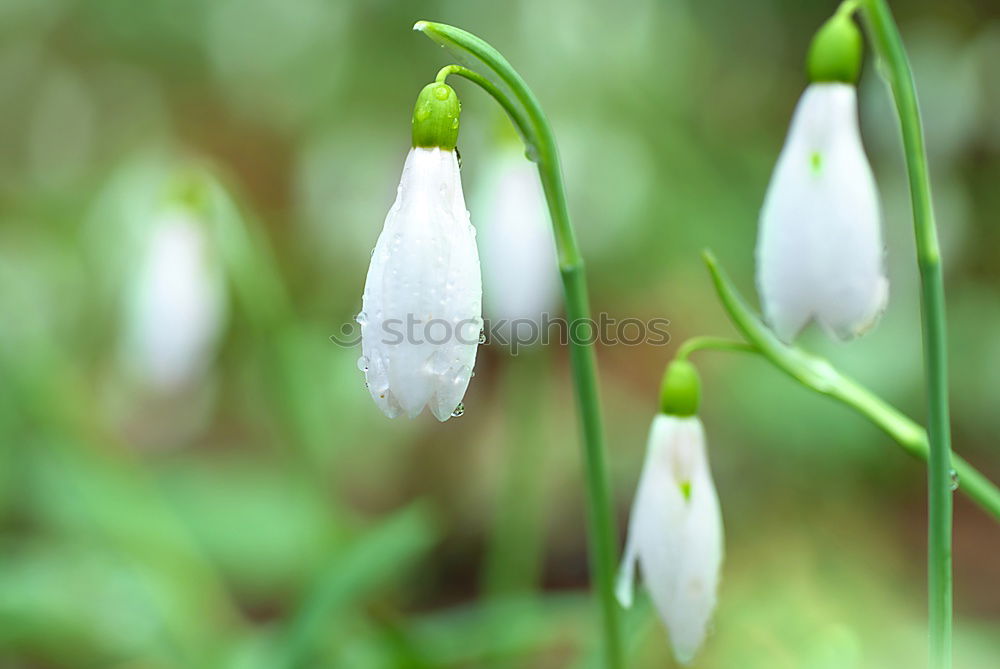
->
[123,208,227,391]
[359,82,483,421]
[756,12,888,343]
[617,360,723,665]
[476,145,559,346]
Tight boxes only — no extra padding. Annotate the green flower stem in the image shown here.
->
[484,354,550,598]
[676,336,756,361]
[416,21,623,669]
[433,65,533,144]
[701,251,1000,522]
[858,1,954,664]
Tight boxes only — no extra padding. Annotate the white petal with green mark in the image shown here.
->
[616,414,724,665]
[756,82,888,342]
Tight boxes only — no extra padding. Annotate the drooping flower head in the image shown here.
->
[359,81,483,421]
[123,207,228,392]
[756,12,888,343]
[476,139,559,350]
[617,359,724,665]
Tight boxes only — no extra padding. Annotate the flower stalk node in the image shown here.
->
[660,359,701,417]
[807,12,863,84]
[412,82,461,150]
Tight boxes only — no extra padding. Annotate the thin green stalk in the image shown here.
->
[434,65,534,145]
[676,336,756,361]
[484,354,550,597]
[857,2,953,664]
[701,251,1000,521]
[415,21,623,669]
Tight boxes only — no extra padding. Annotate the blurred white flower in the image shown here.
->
[359,147,482,421]
[756,82,888,342]
[617,414,723,665]
[123,210,227,391]
[476,149,559,342]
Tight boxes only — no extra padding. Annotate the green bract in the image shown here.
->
[659,359,701,417]
[807,13,863,84]
[411,82,461,150]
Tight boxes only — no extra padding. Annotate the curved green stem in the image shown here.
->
[676,336,756,361]
[416,21,623,668]
[857,2,953,664]
[434,65,534,145]
[700,251,1000,522]
[837,0,861,18]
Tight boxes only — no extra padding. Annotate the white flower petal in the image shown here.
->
[360,147,482,421]
[476,150,560,338]
[619,415,724,665]
[756,82,888,342]
[124,211,227,391]
[615,527,639,610]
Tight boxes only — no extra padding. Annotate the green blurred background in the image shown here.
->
[1,0,998,666]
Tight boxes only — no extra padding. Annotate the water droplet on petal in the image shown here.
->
[357,356,369,372]
[355,311,368,325]
[451,402,465,418]
[478,329,487,345]
[424,351,451,376]
[367,354,390,394]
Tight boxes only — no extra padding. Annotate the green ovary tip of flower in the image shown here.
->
[807,11,863,84]
[659,359,701,417]
[412,82,461,150]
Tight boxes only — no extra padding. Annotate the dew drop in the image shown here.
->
[367,354,390,394]
[355,311,368,325]
[949,469,959,491]
[424,351,451,376]
[357,356,369,372]
[478,329,487,345]
[451,402,465,418]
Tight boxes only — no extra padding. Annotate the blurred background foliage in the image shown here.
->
[0,0,998,667]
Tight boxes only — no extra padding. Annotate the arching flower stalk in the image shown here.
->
[699,0,972,664]
[617,360,723,665]
[381,23,626,666]
[359,82,483,421]
[756,10,888,342]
